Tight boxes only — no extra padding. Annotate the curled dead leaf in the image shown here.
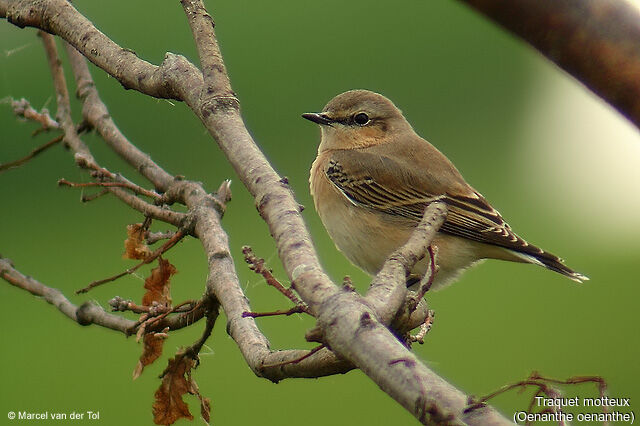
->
[133,329,168,380]
[124,223,151,260]
[153,351,210,425]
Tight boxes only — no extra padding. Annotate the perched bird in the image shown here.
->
[303,89,587,289]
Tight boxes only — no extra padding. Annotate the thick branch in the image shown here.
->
[179,0,233,99]
[177,1,337,315]
[2,0,179,99]
[458,0,640,129]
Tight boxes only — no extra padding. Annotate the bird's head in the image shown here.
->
[302,90,412,151]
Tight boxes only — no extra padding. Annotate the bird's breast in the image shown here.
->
[310,153,415,274]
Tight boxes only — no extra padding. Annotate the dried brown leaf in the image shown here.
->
[188,376,211,424]
[142,258,176,307]
[133,330,167,380]
[200,396,211,425]
[124,223,151,260]
[153,353,194,425]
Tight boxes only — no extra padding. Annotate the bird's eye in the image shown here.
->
[353,112,370,126]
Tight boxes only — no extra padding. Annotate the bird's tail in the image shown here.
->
[507,248,589,283]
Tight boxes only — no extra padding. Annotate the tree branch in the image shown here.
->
[458,0,640,129]
[2,0,180,99]
[0,257,206,333]
[366,201,447,325]
[0,133,62,172]
[10,97,60,131]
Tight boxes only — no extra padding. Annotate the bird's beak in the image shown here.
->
[302,112,334,126]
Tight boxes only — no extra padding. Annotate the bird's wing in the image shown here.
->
[325,148,544,257]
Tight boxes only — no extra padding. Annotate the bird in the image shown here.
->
[303,89,588,290]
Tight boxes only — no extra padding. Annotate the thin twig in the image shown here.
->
[58,178,160,199]
[185,298,220,358]
[40,35,174,224]
[0,134,63,172]
[410,310,435,345]
[10,97,60,131]
[146,231,177,244]
[135,300,201,340]
[40,31,92,160]
[242,246,311,315]
[109,296,197,314]
[1,256,207,334]
[465,372,608,415]
[40,32,178,223]
[63,42,177,190]
[80,189,109,202]
[529,372,609,414]
[0,257,132,331]
[262,344,326,369]
[76,231,186,294]
[241,305,309,318]
[529,372,608,396]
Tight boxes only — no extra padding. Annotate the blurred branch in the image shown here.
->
[458,0,640,130]
[10,97,60,131]
[0,133,62,172]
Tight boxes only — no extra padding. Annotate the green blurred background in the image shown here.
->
[2,0,639,424]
